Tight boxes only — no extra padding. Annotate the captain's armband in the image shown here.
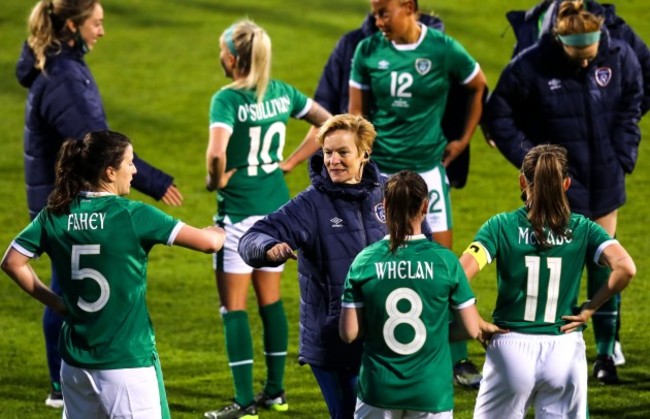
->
[462,241,490,271]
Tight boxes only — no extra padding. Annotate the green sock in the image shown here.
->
[259,300,288,396]
[450,340,469,366]
[587,262,617,356]
[223,310,254,406]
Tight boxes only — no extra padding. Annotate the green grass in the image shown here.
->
[1,0,649,418]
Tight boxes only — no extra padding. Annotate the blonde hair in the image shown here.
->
[554,0,603,36]
[316,114,376,157]
[220,20,271,103]
[27,0,99,70]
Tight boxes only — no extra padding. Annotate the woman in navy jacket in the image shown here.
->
[483,0,642,385]
[15,0,182,406]
[239,114,387,418]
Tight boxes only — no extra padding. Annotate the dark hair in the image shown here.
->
[384,170,428,253]
[521,144,572,248]
[554,0,603,36]
[47,130,131,214]
[27,0,100,70]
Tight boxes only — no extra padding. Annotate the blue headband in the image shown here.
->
[223,25,238,57]
[558,31,601,47]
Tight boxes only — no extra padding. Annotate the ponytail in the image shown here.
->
[554,0,603,37]
[521,144,571,249]
[221,20,271,103]
[384,171,428,253]
[47,138,87,214]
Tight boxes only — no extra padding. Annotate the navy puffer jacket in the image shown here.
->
[506,0,650,115]
[16,42,173,218]
[239,153,387,369]
[484,31,642,217]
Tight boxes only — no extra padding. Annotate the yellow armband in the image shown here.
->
[462,241,490,270]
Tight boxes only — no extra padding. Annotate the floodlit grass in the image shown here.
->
[0,1,648,418]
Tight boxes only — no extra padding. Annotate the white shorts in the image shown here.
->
[474,332,587,419]
[355,398,452,419]
[383,165,452,232]
[214,215,284,274]
[61,359,167,419]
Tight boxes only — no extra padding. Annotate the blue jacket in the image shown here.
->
[313,14,477,189]
[506,0,650,115]
[484,31,642,217]
[16,42,174,218]
[239,153,388,369]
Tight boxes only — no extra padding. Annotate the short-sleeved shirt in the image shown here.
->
[350,25,479,174]
[11,193,182,369]
[471,207,616,334]
[209,80,312,222]
[342,235,476,412]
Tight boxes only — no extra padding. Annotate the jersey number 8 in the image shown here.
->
[383,287,426,355]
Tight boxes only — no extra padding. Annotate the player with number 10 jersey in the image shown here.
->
[342,235,475,413]
[209,80,311,222]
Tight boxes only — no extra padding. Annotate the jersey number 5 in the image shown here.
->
[383,288,426,355]
[524,256,561,323]
[72,244,110,312]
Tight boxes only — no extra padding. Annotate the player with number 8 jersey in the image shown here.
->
[340,171,480,416]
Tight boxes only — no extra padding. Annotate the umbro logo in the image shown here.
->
[378,60,390,70]
[330,217,344,228]
[548,79,562,91]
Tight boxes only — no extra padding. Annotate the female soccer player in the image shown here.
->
[339,170,480,418]
[203,19,330,419]
[461,144,636,418]
[1,130,225,418]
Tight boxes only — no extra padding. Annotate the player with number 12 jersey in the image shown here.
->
[342,234,475,413]
[349,25,479,174]
[209,81,311,222]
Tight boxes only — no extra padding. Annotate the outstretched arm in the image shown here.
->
[173,225,226,254]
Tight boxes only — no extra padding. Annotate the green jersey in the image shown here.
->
[350,25,478,174]
[209,80,311,222]
[342,235,475,412]
[12,193,182,369]
[472,207,615,334]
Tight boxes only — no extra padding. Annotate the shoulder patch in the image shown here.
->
[374,203,386,224]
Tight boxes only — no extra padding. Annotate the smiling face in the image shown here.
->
[323,130,366,185]
[111,144,137,196]
[76,3,104,51]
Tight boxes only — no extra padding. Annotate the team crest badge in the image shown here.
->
[374,203,386,224]
[595,67,612,87]
[415,58,432,75]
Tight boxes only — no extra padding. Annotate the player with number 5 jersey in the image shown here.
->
[1,130,226,418]
[204,19,331,419]
[460,145,635,419]
[340,171,480,418]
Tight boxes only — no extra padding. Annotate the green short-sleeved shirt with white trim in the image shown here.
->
[209,80,311,222]
[472,207,616,334]
[12,194,182,369]
[342,235,475,412]
[350,25,479,174]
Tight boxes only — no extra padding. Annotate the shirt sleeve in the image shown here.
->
[341,252,368,308]
[587,219,619,266]
[129,202,182,247]
[12,211,48,257]
[472,216,500,262]
[209,89,236,132]
[448,257,476,310]
[284,82,312,119]
[445,35,479,85]
[349,40,371,90]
